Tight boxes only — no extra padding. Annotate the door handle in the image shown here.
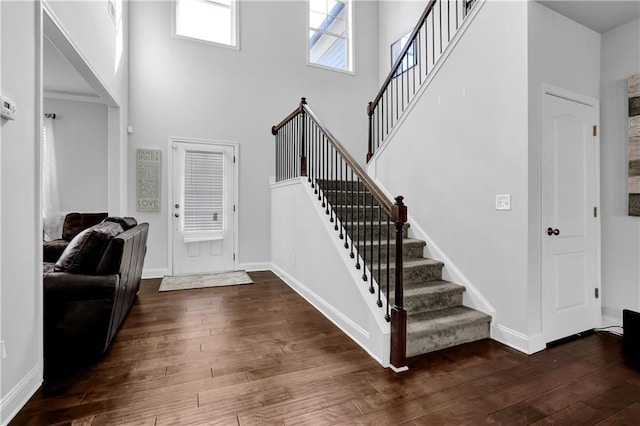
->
[547,227,560,236]
[174,213,180,218]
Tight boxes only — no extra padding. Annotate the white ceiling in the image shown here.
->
[537,0,640,34]
[44,37,98,99]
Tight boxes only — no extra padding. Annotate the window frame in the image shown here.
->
[306,0,354,75]
[173,0,240,50]
[390,31,417,78]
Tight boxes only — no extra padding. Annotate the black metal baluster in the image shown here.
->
[432,11,435,66]
[385,214,391,321]
[362,188,368,282]
[332,148,337,228]
[439,0,443,54]
[356,178,361,270]
[368,191,374,292]
[447,0,451,42]
[339,158,344,239]
[350,169,355,258]
[377,204,383,307]
[322,135,326,207]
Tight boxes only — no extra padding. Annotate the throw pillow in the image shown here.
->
[102,216,138,230]
[55,222,123,274]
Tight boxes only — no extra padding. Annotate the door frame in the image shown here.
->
[540,83,601,343]
[167,136,239,275]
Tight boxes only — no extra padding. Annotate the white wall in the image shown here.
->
[371,0,531,349]
[377,0,424,81]
[43,98,109,212]
[1,1,129,423]
[1,2,42,423]
[526,2,601,348]
[128,1,380,276]
[271,178,390,366]
[600,19,640,325]
[44,0,129,215]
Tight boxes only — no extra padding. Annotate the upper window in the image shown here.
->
[175,0,238,48]
[391,31,417,77]
[308,0,352,72]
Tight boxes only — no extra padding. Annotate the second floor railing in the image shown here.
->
[367,0,476,161]
[272,98,408,369]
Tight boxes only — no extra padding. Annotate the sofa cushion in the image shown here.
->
[102,216,137,231]
[62,212,109,242]
[43,239,69,263]
[55,222,123,274]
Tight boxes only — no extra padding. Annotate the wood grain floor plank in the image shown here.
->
[11,273,640,426]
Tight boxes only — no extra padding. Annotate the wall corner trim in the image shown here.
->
[0,364,42,426]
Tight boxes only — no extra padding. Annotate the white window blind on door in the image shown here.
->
[184,150,224,240]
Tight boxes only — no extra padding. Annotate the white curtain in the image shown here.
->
[42,118,62,240]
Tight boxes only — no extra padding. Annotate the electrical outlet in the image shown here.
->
[496,194,511,211]
[1,340,7,359]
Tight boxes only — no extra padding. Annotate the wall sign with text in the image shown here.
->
[137,148,162,212]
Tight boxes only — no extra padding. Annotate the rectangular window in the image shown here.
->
[175,0,238,48]
[391,31,417,77]
[184,150,224,238]
[308,0,352,72]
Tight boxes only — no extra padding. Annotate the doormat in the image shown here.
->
[158,271,254,292]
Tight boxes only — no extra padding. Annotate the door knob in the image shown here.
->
[174,213,180,218]
[547,227,560,236]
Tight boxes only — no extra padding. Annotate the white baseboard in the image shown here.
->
[142,268,169,279]
[270,263,387,368]
[237,262,273,272]
[0,364,42,426]
[491,323,544,355]
[601,315,624,336]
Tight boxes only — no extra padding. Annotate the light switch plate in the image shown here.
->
[496,194,511,210]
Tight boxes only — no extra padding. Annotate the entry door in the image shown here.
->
[541,92,598,343]
[172,141,235,275]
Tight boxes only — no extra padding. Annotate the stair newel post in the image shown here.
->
[300,98,308,178]
[367,102,374,162]
[390,195,407,369]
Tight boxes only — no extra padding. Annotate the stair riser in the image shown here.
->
[367,263,442,293]
[323,190,376,207]
[316,180,367,191]
[386,263,443,283]
[340,222,409,240]
[333,205,390,222]
[355,241,425,262]
[406,320,490,357]
[401,291,464,313]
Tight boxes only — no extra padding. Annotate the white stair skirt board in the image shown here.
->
[158,270,253,292]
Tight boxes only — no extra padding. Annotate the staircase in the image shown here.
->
[323,181,491,357]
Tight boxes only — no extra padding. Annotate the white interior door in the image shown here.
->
[172,141,235,275]
[542,92,599,343]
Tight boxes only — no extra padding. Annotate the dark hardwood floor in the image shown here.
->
[11,271,640,425]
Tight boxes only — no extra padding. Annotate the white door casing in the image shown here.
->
[170,139,236,275]
[541,88,600,343]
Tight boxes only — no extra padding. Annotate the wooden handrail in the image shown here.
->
[301,104,395,217]
[370,0,437,111]
[271,98,307,135]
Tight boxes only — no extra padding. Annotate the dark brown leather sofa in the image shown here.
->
[43,219,149,368]
[43,212,108,262]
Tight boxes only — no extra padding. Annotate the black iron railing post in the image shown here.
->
[300,97,308,178]
[367,102,374,162]
[390,195,407,369]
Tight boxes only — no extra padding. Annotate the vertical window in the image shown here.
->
[175,0,238,48]
[308,0,352,72]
